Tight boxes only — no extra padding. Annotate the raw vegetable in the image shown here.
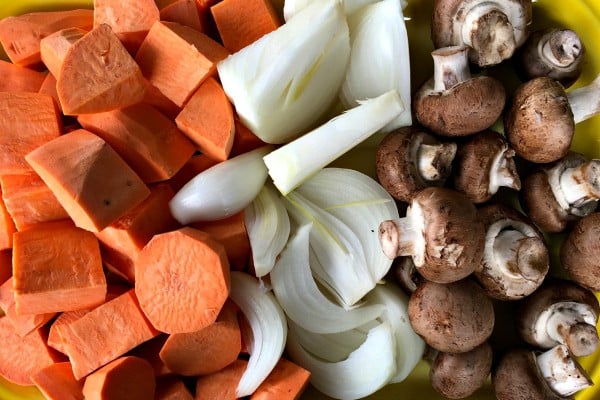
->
[81,356,156,400]
[39,27,86,78]
[283,0,388,20]
[194,359,248,400]
[159,0,203,32]
[31,362,83,400]
[250,358,311,400]
[0,60,46,92]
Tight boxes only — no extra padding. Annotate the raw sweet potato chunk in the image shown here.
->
[32,362,84,400]
[141,78,181,119]
[175,77,235,162]
[0,249,11,284]
[60,289,158,380]
[78,104,196,183]
[0,59,46,93]
[163,21,229,64]
[56,23,146,115]
[168,154,218,192]
[40,27,87,77]
[250,358,311,400]
[0,317,60,385]
[38,73,61,108]
[160,0,203,32]
[155,377,194,400]
[82,356,156,400]
[0,195,16,251]
[0,92,61,175]
[0,9,93,66]
[194,358,248,400]
[12,221,107,315]
[135,227,230,334]
[231,115,267,157]
[26,129,150,232]
[127,334,173,377]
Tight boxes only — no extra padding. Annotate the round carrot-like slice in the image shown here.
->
[135,227,230,334]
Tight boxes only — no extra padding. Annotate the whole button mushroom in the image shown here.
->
[431,0,532,67]
[408,279,495,353]
[504,74,600,163]
[493,345,592,400]
[452,130,521,203]
[517,28,586,88]
[376,126,457,203]
[560,212,600,291]
[475,203,549,300]
[414,46,506,137]
[518,279,600,357]
[520,152,600,232]
[379,187,485,284]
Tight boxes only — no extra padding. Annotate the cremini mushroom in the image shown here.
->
[520,152,600,232]
[414,46,506,137]
[452,130,521,203]
[376,126,457,203]
[429,342,493,399]
[379,187,485,283]
[408,279,494,353]
[393,256,424,295]
[517,28,585,88]
[493,345,592,399]
[518,279,600,357]
[475,203,549,300]
[504,74,600,163]
[431,0,532,67]
[560,212,600,291]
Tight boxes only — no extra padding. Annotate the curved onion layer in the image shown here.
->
[271,223,385,333]
[169,146,271,224]
[244,183,290,277]
[284,0,382,20]
[229,271,287,397]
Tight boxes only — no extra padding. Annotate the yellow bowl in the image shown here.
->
[1,1,599,399]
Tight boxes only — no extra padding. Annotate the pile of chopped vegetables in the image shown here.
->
[0,0,599,400]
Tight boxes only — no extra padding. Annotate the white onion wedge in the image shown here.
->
[283,0,382,21]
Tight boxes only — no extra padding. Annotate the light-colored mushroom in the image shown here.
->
[376,126,457,203]
[518,279,600,357]
[452,130,521,203]
[379,187,485,283]
[560,212,600,291]
[431,0,532,67]
[414,46,506,137]
[475,203,549,300]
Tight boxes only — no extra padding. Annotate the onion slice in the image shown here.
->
[271,223,385,333]
[229,271,287,397]
[284,0,382,21]
[169,146,271,224]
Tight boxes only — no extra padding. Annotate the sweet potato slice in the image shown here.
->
[82,356,156,400]
[194,358,248,400]
[250,358,311,400]
[56,24,146,115]
[0,59,46,93]
[0,194,16,251]
[167,154,218,192]
[40,27,87,78]
[162,21,229,64]
[155,377,194,400]
[0,249,11,284]
[32,362,84,400]
[135,227,230,334]
[38,73,61,109]
[26,129,150,232]
[160,0,203,32]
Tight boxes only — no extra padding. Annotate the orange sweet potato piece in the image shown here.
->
[175,77,235,162]
[0,9,93,66]
[127,334,173,377]
[0,59,46,93]
[0,317,61,385]
[155,377,194,400]
[210,0,281,53]
[12,221,107,315]
[250,358,311,400]
[230,115,267,157]
[26,129,151,232]
[0,249,11,284]
[168,154,218,192]
[0,92,62,175]
[38,73,61,109]
[160,0,203,32]
[0,173,69,231]
[0,194,16,251]
[194,358,248,400]
[78,104,196,183]
[94,0,160,53]
[60,289,158,380]
[142,78,181,120]
[162,21,229,64]
[135,227,230,334]
[135,21,217,107]
[56,24,146,115]
[40,27,87,77]
[32,362,84,400]
[82,356,156,400]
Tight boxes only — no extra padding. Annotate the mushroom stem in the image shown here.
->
[432,46,471,91]
[461,4,516,66]
[567,73,600,124]
[488,148,521,195]
[378,203,425,261]
[558,159,600,207]
[545,303,599,357]
[535,345,592,397]
[493,229,547,281]
[541,30,584,68]
[416,142,457,182]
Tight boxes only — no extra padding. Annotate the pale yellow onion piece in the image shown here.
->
[283,0,384,21]
[295,168,399,284]
[217,0,350,144]
[286,319,397,400]
[244,183,290,277]
[263,90,404,195]
[365,283,425,383]
[229,271,287,397]
[270,223,385,333]
[169,146,272,224]
[340,0,412,131]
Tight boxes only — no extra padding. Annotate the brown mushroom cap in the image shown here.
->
[430,342,493,399]
[520,168,569,233]
[408,279,494,353]
[504,77,575,163]
[414,187,485,283]
[493,348,566,400]
[561,212,600,291]
[414,76,506,137]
